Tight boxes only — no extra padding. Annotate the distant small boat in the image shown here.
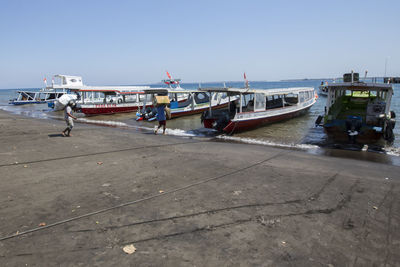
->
[316,72,396,144]
[9,89,67,105]
[46,74,154,113]
[318,81,329,96]
[200,86,317,134]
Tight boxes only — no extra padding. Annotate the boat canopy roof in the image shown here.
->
[198,87,314,95]
[16,91,40,94]
[141,88,202,94]
[47,74,152,92]
[327,82,393,92]
[53,75,84,87]
[51,85,152,93]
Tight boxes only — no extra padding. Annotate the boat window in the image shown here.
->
[284,93,298,105]
[27,92,35,99]
[47,93,56,100]
[369,91,377,97]
[266,94,283,109]
[139,94,152,103]
[139,94,150,102]
[255,93,266,111]
[241,94,251,108]
[195,92,210,104]
[299,92,304,103]
[177,94,193,108]
[125,94,137,103]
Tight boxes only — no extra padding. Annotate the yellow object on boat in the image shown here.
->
[154,95,170,105]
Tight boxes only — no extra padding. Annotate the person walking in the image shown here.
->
[62,100,77,137]
[154,104,166,135]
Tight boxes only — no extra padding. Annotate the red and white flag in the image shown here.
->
[166,71,172,79]
[43,77,47,85]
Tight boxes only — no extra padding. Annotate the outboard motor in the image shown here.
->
[315,115,323,127]
[345,115,362,143]
[200,110,208,124]
[214,114,230,132]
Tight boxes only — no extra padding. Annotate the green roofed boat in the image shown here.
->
[316,72,396,145]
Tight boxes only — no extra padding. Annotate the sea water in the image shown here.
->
[1,80,399,164]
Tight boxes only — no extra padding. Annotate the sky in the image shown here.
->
[0,0,399,88]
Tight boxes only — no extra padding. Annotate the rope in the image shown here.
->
[0,140,206,168]
[0,151,288,241]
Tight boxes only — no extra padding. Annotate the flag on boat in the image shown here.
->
[43,77,47,86]
[166,71,172,79]
[244,72,247,80]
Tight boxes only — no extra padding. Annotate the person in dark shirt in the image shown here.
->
[154,104,166,135]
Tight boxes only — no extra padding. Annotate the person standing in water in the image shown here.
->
[62,101,77,137]
[154,104,166,135]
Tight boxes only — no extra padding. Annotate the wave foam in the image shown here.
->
[77,118,130,128]
[384,147,400,157]
[77,118,201,137]
[217,135,320,150]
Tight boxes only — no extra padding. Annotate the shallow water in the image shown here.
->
[1,80,399,165]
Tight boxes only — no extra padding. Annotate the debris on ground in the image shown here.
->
[123,244,137,254]
[257,216,281,227]
[343,218,354,229]
[97,162,103,165]
[373,206,378,210]
[233,190,242,196]
[102,183,111,187]
[159,190,164,193]
[38,222,46,227]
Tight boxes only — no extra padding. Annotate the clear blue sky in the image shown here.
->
[0,0,399,88]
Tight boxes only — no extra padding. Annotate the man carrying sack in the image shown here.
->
[154,95,170,135]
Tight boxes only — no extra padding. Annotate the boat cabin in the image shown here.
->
[325,83,393,125]
[320,76,396,143]
[10,90,68,105]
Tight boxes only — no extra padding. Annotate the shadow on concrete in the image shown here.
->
[48,133,65,138]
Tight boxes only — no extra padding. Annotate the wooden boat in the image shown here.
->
[316,72,396,144]
[200,86,317,134]
[78,87,155,115]
[9,89,68,105]
[136,88,236,120]
[46,74,156,113]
